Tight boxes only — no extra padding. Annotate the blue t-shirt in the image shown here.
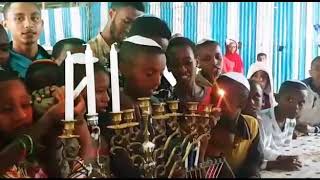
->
[9,43,51,78]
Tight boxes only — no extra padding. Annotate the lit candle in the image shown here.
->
[110,44,121,112]
[85,45,97,115]
[216,89,225,108]
[65,51,74,121]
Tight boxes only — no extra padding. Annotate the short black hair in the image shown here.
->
[110,2,145,12]
[127,16,172,40]
[278,80,307,95]
[25,61,62,92]
[311,56,320,67]
[60,61,109,87]
[257,53,267,59]
[0,70,20,82]
[3,2,41,19]
[166,37,196,68]
[51,38,86,59]
[118,41,164,65]
[196,40,220,50]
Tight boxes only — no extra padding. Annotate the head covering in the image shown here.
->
[247,61,276,107]
[197,38,214,45]
[221,72,250,91]
[123,35,162,49]
[223,38,244,73]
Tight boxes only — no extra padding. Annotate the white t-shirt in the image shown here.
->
[259,107,296,161]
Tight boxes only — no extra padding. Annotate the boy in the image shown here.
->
[51,38,86,66]
[206,72,263,178]
[243,80,302,171]
[260,80,307,147]
[111,35,166,177]
[0,25,10,70]
[166,37,212,112]
[195,39,223,87]
[88,2,145,67]
[123,15,174,101]
[296,57,320,134]
[247,62,276,110]
[257,53,267,63]
[2,2,51,78]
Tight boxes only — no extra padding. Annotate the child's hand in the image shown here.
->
[74,95,86,120]
[32,86,59,115]
[46,86,66,120]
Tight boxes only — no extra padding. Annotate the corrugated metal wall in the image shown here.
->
[1,2,320,91]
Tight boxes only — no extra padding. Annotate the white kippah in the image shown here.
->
[221,72,251,91]
[123,35,162,49]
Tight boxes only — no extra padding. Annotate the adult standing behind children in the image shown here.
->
[0,25,10,70]
[88,2,145,68]
[2,2,51,78]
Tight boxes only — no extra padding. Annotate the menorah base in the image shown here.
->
[58,120,80,139]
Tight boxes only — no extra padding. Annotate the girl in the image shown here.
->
[223,39,244,74]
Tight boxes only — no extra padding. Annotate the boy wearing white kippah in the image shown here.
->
[206,72,263,178]
[259,80,307,171]
[110,35,166,177]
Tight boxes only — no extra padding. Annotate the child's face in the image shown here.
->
[109,7,143,43]
[168,46,197,86]
[0,80,33,134]
[278,89,307,119]
[257,55,267,62]
[251,70,269,90]
[0,28,10,66]
[213,81,249,120]
[3,3,43,45]
[310,60,320,86]
[94,71,110,113]
[197,44,223,79]
[121,53,166,98]
[227,42,237,54]
[54,45,86,66]
[243,83,263,116]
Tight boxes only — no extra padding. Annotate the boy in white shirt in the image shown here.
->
[259,80,308,171]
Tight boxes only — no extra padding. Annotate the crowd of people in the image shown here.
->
[0,2,320,178]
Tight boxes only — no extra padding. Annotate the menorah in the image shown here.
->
[107,98,229,178]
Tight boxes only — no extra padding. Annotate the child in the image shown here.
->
[195,39,223,87]
[206,72,263,178]
[0,24,10,70]
[51,38,86,66]
[243,80,301,171]
[223,39,244,73]
[2,2,51,78]
[256,53,267,63]
[297,56,320,134]
[88,2,145,67]
[25,60,61,93]
[260,80,307,149]
[247,61,276,110]
[166,36,213,112]
[0,70,85,177]
[60,60,111,176]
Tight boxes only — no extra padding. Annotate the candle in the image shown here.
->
[65,51,74,121]
[216,89,225,108]
[85,45,97,115]
[110,44,121,112]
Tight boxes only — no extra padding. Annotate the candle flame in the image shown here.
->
[217,89,225,96]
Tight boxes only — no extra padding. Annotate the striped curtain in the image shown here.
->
[1,2,320,91]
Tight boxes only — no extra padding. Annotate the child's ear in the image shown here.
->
[309,69,313,77]
[109,9,116,19]
[2,20,7,28]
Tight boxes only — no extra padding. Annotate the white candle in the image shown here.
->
[65,51,74,121]
[85,45,97,115]
[110,44,121,112]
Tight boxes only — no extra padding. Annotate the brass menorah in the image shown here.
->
[107,98,228,178]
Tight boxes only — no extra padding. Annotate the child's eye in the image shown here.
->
[146,71,154,77]
[31,16,40,23]
[0,106,13,112]
[14,17,24,22]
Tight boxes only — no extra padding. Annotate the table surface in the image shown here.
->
[261,134,320,178]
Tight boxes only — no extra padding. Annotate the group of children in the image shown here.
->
[0,1,319,178]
